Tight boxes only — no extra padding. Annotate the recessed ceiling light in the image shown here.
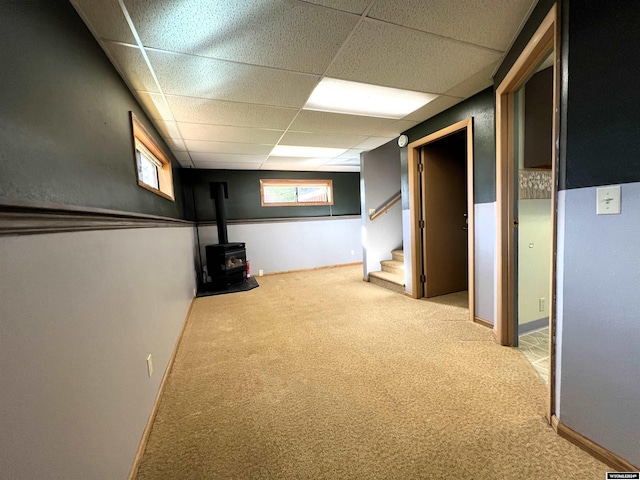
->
[304,78,437,119]
[270,145,347,158]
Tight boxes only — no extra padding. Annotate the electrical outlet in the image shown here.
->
[351,249,355,256]
[258,269,264,277]
[368,208,375,216]
[193,288,197,297]
[539,297,546,312]
[146,354,153,378]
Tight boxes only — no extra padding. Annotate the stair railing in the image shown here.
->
[369,191,401,221]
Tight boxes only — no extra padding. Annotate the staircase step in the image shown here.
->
[369,270,405,294]
[391,249,404,263]
[381,259,404,275]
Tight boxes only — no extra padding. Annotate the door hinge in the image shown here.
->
[420,274,426,283]
[418,163,424,172]
[418,220,425,228]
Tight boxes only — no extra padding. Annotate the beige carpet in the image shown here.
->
[136,265,608,479]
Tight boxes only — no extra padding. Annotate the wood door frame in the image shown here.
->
[495,3,560,420]
[407,118,475,323]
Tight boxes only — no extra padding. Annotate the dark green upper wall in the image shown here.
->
[563,0,640,189]
[182,169,360,221]
[495,0,640,190]
[404,88,496,204]
[0,0,184,218]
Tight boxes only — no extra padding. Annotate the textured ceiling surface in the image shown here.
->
[71,0,536,171]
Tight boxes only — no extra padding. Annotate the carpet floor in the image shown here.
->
[135,265,608,479]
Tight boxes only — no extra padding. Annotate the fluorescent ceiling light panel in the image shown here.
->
[270,145,347,158]
[269,158,327,167]
[304,78,437,119]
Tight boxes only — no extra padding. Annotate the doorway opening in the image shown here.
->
[408,118,475,323]
[514,55,554,384]
[420,131,468,298]
[496,4,559,418]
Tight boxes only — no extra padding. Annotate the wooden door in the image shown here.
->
[421,132,468,297]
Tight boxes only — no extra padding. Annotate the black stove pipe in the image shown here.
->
[210,182,229,245]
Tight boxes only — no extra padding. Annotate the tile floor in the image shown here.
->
[519,327,549,384]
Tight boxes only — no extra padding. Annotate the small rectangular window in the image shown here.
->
[131,113,175,201]
[135,139,160,190]
[260,179,333,206]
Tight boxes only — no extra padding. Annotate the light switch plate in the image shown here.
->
[596,185,621,215]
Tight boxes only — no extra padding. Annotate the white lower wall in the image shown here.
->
[0,226,196,480]
[555,183,640,466]
[198,217,362,275]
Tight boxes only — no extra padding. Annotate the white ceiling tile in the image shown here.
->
[335,149,363,159]
[72,0,136,43]
[327,156,360,166]
[260,164,320,172]
[179,123,284,144]
[103,42,159,93]
[389,120,421,135]
[444,62,498,99]
[316,165,360,172]
[166,137,187,151]
[172,151,193,165]
[354,137,396,150]
[194,161,260,170]
[290,110,400,136]
[299,0,371,15]
[185,140,273,155]
[73,0,535,174]
[368,0,536,51]
[146,50,320,107]
[371,119,420,138]
[152,120,181,139]
[135,91,173,120]
[280,131,368,148]
[190,152,267,164]
[173,151,191,162]
[327,19,503,93]
[263,157,326,168]
[403,95,464,122]
[123,0,359,74]
[166,96,297,129]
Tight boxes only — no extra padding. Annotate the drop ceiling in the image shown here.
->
[70,0,536,172]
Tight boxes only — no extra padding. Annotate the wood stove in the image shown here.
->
[206,242,246,289]
[205,182,247,290]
